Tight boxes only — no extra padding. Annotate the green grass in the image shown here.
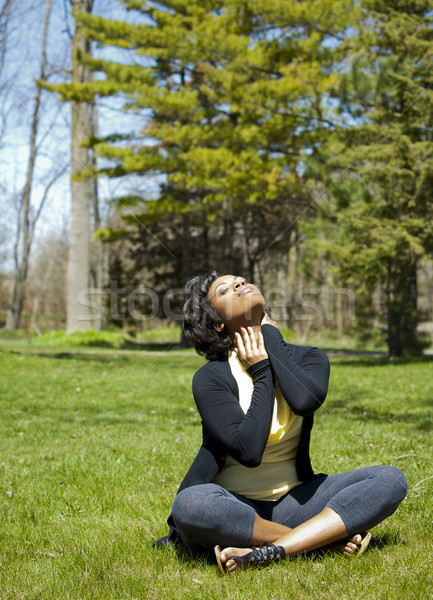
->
[0,340,432,599]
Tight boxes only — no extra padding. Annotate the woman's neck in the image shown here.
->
[226,318,263,342]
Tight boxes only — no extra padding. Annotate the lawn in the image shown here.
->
[0,339,432,599]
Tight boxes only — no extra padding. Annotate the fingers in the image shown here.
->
[234,326,253,358]
[233,330,246,360]
[234,326,268,367]
[241,326,254,353]
[257,329,265,353]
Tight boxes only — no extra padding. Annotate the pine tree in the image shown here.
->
[49,0,354,301]
[320,0,433,356]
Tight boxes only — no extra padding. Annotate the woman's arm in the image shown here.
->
[261,323,330,416]
[192,358,275,468]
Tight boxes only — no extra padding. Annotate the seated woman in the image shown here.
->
[155,271,407,574]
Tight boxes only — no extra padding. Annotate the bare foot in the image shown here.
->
[216,545,254,574]
[215,543,287,574]
[215,532,372,575]
[338,532,372,556]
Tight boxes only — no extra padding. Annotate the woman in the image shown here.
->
[155,271,407,574]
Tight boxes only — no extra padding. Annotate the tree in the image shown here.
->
[4,0,67,330]
[27,226,69,332]
[0,0,15,145]
[52,0,354,317]
[64,0,97,333]
[321,0,433,356]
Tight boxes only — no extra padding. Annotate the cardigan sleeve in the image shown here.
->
[261,324,330,416]
[192,359,275,468]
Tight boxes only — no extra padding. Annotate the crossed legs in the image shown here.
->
[171,466,407,571]
[220,507,358,572]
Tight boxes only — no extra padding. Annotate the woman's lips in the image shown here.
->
[238,285,254,297]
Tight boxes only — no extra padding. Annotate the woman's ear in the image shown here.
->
[213,320,225,332]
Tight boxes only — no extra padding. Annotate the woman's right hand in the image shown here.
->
[234,326,268,368]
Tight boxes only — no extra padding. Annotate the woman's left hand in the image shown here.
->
[234,326,268,368]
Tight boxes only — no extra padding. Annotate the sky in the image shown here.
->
[0,0,151,273]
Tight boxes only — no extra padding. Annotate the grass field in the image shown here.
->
[0,336,432,599]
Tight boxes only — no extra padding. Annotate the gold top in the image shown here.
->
[212,352,303,501]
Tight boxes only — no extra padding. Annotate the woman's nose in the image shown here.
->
[234,278,246,290]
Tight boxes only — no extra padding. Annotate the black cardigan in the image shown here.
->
[155,324,330,546]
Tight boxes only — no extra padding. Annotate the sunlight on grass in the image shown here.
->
[0,344,432,599]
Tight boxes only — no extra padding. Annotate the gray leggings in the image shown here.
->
[171,466,407,552]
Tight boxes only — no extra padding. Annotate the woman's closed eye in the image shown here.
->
[216,278,249,296]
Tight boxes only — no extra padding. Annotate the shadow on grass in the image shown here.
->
[173,545,217,568]
[8,341,185,353]
[6,346,201,365]
[368,530,407,550]
[108,340,191,352]
[326,398,433,432]
[330,355,433,368]
[169,527,405,571]
[316,529,404,559]
[325,348,387,358]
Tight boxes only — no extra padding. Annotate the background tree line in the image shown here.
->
[1,0,432,356]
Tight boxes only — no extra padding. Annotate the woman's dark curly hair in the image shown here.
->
[183,270,233,361]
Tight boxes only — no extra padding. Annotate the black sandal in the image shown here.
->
[215,543,286,574]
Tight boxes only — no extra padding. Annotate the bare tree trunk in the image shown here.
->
[66,0,94,333]
[0,1,13,76]
[30,241,57,334]
[387,262,421,357]
[90,99,105,325]
[5,0,51,330]
[0,1,14,145]
[89,101,104,330]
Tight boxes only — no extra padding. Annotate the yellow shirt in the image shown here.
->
[212,351,303,501]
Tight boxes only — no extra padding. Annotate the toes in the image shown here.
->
[219,548,232,562]
[336,532,371,558]
[226,560,237,574]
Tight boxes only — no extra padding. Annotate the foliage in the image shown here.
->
[44,0,433,352]
[315,0,433,356]
[50,0,357,292]
[36,330,134,348]
[0,328,185,351]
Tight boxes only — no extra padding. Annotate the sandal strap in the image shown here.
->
[248,543,286,564]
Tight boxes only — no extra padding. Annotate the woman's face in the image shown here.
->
[208,275,265,331]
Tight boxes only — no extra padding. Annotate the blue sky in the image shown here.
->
[0,0,150,272]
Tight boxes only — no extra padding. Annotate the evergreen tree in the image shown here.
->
[49,0,354,301]
[319,0,433,355]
